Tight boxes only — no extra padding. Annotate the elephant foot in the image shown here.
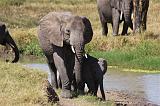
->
[102,32,108,36]
[112,33,118,36]
[61,89,73,99]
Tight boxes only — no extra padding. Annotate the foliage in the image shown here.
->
[90,39,160,71]
[0,0,26,6]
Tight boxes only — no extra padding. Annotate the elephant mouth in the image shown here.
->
[71,45,87,59]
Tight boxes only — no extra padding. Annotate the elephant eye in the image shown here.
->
[65,29,70,35]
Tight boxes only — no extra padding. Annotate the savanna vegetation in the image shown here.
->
[0,0,159,105]
[0,0,159,71]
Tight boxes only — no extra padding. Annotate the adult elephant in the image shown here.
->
[38,12,93,98]
[0,22,19,63]
[97,0,133,36]
[133,0,149,32]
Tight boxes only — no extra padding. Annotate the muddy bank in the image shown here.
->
[57,90,158,106]
[103,90,158,106]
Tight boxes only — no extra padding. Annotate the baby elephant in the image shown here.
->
[81,54,107,100]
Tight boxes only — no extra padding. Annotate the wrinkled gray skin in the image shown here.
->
[81,55,107,100]
[97,0,133,36]
[38,12,93,98]
[0,22,19,63]
[133,0,149,32]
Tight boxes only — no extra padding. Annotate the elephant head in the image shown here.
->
[39,12,93,90]
[111,0,133,26]
[98,58,107,75]
[0,22,19,63]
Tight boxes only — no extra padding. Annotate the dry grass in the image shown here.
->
[0,61,49,106]
[0,61,114,106]
[0,0,159,50]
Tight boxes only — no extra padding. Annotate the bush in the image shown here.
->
[12,29,43,56]
[23,40,43,56]
[0,0,26,6]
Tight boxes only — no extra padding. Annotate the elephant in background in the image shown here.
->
[0,22,19,63]
[97,0,133,36]
[81,54,107,100]
[38,12,93,98]
[133,0,149,33]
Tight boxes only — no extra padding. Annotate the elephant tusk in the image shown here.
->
[120,11,123,21]
[84,54,88,58]
[131,13,134,20]
[71,46,76,53]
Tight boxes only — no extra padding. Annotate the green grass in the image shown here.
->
[0,0,160,71]
[90,40,160,71]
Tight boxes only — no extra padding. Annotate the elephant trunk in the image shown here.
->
[133,0,142,33]
[73,44,84,92]
[123,9,132,27]
[6,32,19,63]
[123,1,132,27]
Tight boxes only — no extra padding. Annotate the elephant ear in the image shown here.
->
[39,12,63,47]
[110,0,122,11]
[81,17,93,44]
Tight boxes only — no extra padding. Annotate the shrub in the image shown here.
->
[0,0,26,6]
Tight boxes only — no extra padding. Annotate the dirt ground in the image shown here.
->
[102,90,158,106]
[57,90,158,106]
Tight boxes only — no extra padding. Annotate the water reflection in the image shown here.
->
[25,64,160,105]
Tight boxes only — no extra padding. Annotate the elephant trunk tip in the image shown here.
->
[12,55,19,63]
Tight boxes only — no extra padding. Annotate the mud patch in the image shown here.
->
[102,90,158,106]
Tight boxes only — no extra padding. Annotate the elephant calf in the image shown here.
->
[81,54,107,100]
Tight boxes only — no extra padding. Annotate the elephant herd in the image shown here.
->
[97,0,149,36]
[0,0,149,100]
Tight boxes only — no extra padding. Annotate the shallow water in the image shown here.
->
[25,64,160,105]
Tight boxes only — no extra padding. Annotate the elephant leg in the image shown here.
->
[121,21,129,35]
[112,8,120,36]
[94,82,99,96]
[46,55,58,89]
[44,51,58,89]
[99,12,108,36]
[141,11,147,31]
[101,22,108,36]
[86,77,96,95]
[72,73,78,92]
[53,47,72,98]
